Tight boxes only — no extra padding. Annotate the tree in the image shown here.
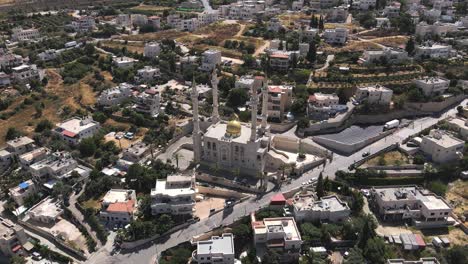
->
[351,190,364,214]
[52,181,72,199]
[457,105,463,115]
[172,152,183,168]
[79,137,97,157]
[358,214,376,248]
[11,255,27,264]
[300,222,321,242]
[278,40,284,50]
[5,127,23,140]
[297,117,310,129]
[344,247,365,264]
[427,180,447,196]
[137,194,152,220]
[226,88,249,108]
[363,237,387,264]
[306,40,317,64]
[405,37,415,56]
[35,119,53,132]
[262,249,280,264]
[318,15,324,30]
[316,172,325,198]
[232,223,251,240]
[444,245,468,264]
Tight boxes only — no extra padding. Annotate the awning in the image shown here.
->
[12,244,22,252]
[62,130,77,138]
[18,182,29,189]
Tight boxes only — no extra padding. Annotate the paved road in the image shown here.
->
[86,100,466,264]
[307,55,334,86]
[68,183,103,248]
[200,0,212,11]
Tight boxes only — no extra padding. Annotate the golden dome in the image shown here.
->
[226,115,241,137]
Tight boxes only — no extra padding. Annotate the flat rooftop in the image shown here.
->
[254,217,301,241]
[19,147,48,162]
[102,189,134,204]
[358,85,391,92]
[387,257,440,264]
[372,186,451,210]
[414,77,448,85]
[204,122,253,144]
[7,136,34,148]
[423,131,464,148]
[294,195,349,212]
[56,117,98,134]
[151,179,196,197]
[29,198,63,219]
[197,233,234,255]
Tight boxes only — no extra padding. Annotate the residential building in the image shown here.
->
[360,48,408,65]
[38,49,58,61]
[0,150,12,172]
[267,17,283,32]
[387,257,440,264]
[267,85,293,120]
[0,72,10,87]
[307,93,348,120]
[148,16,161,29]
[71,16,95,32]
[448,117,468,140]
[0,52,23,70]
[113,56,138,69]
[18,147,50,167]
[9,180,36,206]
[116,14,131,27]
[376,17,391,28]
[0,217,28,257]
[181,18,199,32]
[6,136,35,156]
[11,27,40,42]
[326,6,348,22]
[291,193,350,222]
[369,185,454,228]
[415,21,457,38]
[29,152,87,181]
[413,77,450,96]
[134,89,160,116]
[415,44,453,59]
[131,14,148,27]
[11,64,41,85]
[251,213,302,260]
[200,50,222,72]
[143,42,161,58]
[135,66,160,83]
[151,174,196,216]
[198,10,219,26]
[269,52,290,71]
[97,83,133,107]
[292,0,304,10]
[192,233,235,264]
[324,28,348,45]
[384,2,401,18]
[319,0,340,8]
[121,142,150,163]
[27,197,63,224]
[181,0,203,9]
[355,85,393,105]
[303,28,319,41]
[100,189,137,225]
[235,75,262,91]
[54,116,100,145]
[167,14,182,28]
[352,0,377,10]
[420,129,464,163]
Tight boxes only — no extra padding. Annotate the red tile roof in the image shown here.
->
[270,53,289,59]
[271,193,286,203]
[62,130,77,138]
[268,86,283,93]
[107,200,135,213]
[308,95,316,102]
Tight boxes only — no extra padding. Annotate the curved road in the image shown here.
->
[86,99,467,264]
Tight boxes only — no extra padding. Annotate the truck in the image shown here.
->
[383,119,400,130]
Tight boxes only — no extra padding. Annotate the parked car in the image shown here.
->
[362,151,370,157]
[124,132,134,140]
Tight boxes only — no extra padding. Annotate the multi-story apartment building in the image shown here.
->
[324,28,348,45]
[131,14,148,27]
[307,93,347,120]
[198,10,219,26]
[326,6,348,22]
[9,180,36,206]
[151,174,197,216]
[135,66,161,83]
[18,147,50,167]
[116,14,131,27]
[6,136,35,156]
[27,197,63,224]
[291,194,351,223]
[384,2,401,18]
[54,116,100,145]
[28,151,87,181]
[71,16,95,32]
[134,89,160,116]
[269,52,290,71]
[0,217,28,257]
[415,44,453,59]
[100,189,137,225]
[143,42,161,58]
[420,129,464,163]
[235,75,263,91]
[97,83,133,107]
[355,85,393,105]
[181,18,200,32]
[360,48,408,65]
[167,14,182,29]
[376,17,391,28]
[0,72,10,87]
[369,186,454,228]
[192,233,235,264]
[352,0,377,10]
[303,28,319,41]
[415,21,457,38]
[267,17,283,32]
[11,64,41,85]
[11,27,40,42]
[148,16,161,29]
[267,85,293,120]
[413,77,449,96]
[200,49,222,72]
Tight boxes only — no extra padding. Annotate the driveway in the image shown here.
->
[307,55,334,86]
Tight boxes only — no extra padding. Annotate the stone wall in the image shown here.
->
[197,186,249,199]
[406,95,467,113]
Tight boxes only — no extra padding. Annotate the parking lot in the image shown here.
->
[104,131,140,149]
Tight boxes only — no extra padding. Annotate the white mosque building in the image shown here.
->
[191,71,328,178]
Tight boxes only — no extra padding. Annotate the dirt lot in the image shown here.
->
[372,36,409,49]
[321,40,382,53]
[130,4,173,12]
[123,30,189,42]
[445,180,467,222]
[365,150,410,166]
[33,218,88,253]
[100,40,145,54]
[194,196,226,220]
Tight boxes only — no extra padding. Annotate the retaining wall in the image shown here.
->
[197,186,249,199]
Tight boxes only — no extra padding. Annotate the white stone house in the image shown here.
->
[151,174,197,216]
[420,130,464,163]
[54,116,100,145]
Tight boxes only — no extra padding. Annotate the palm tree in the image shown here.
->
[278,163,289,180]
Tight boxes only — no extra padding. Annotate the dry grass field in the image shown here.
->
[130,4,173,12]
[123,30,189,41]
[372,36,409,48]
[100,40,145,54]
[321,40,382,53]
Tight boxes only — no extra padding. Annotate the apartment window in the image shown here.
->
[431,213,435,216]
[207,142,211,149]
[213,143,216,150]
[444,212,448,215]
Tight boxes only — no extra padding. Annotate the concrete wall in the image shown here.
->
[269,121,297,133]
[271,135,300,153]
[406,95,467,113]
[197,186,249,199]
[196,173,262,193]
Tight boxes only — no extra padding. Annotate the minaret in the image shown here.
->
[250,78,258,142]
[191,77,202,163]
[261,76,269,131]
[211,69,220,125]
